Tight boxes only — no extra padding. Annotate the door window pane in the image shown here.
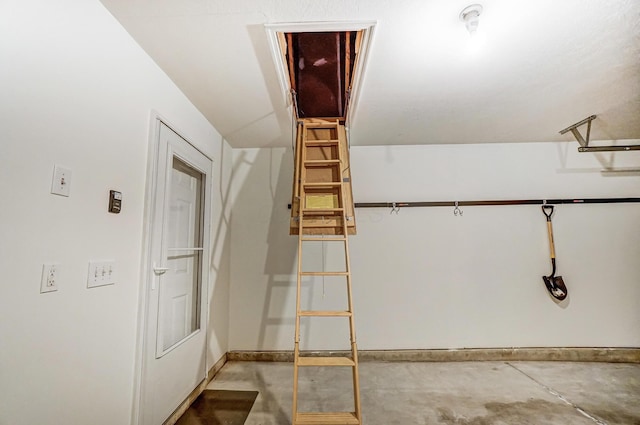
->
[159,157,204,352]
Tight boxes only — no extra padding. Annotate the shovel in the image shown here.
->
[542,205,568,300]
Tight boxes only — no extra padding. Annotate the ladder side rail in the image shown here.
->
[337,125,362,421]
[292,121,309,420]
[292,224,302,419]
[291,120,305,235]
[292,120,304,218]
[338,124,356,234]
[343,227,361,421]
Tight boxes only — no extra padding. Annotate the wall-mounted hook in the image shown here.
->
[390,202,400,215]
[454,201,463,216]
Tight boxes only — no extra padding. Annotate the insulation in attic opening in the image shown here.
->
[285,31,360,120]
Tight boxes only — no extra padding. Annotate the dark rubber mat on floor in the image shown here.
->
[176,390,259,425]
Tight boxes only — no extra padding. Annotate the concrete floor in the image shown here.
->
[206,361,640,425]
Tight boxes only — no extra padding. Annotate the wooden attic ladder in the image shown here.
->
[291,118,361,425]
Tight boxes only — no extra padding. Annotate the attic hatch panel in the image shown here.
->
[286,31,358,120]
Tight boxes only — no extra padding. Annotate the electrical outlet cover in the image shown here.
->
[40,263,59,293]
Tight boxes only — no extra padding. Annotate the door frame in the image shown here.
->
[132,112,213,425]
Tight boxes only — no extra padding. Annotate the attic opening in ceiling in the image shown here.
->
[285,31,358,120]
[266,21,376,125]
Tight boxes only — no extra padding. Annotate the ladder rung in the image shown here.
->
[299,222,346,226]
[303,182,342,187]
[299,310,351,317]
[301,237,347,241]
[297,356,355,367]
[295,412,359,425]
[299,215,346,220]
[304,122,340,128]
[300,271,348,276]
[300,226,347,232]
[304,159,341,165]
[302,208,344,213]
[300,221,345,226]
[300,225,345,230]
[304,139,339,145]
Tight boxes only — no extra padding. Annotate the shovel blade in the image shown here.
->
[542,275,568,301]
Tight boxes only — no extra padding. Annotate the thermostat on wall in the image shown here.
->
[109,190,122,214]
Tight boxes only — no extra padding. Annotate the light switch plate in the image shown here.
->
[51,165,72,197]
[87,261,116,288]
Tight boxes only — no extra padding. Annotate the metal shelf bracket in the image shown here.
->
[559,115,640,152]
[559,115,596,150]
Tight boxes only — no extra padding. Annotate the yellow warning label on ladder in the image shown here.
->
[306,194,339,209]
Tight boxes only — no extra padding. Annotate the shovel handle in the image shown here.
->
[542,205,556,258]
[546,221,556,259]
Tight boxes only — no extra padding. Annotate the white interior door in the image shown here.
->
[140,122,211,425]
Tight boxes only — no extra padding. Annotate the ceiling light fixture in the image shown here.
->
[459,4,483,36]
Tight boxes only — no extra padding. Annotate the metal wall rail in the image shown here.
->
[354,197,640,209]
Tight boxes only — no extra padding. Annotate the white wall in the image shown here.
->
[0,1,230,424]
[229,144,640,351]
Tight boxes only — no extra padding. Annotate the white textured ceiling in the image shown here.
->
[100,0,640,148]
